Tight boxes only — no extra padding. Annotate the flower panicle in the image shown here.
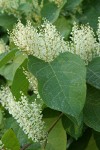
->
[0,86,47,144]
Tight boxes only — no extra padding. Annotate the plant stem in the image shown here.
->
[20,143,31,150]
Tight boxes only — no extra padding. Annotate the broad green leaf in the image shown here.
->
[0,13,17,30]
[68,128,92,150]
[1,129,20,150]
[28,52,86,123]
[0,52,27,81]
[11,59,29,99]
[86,57,100,89]
[62,115,83,139]
[84,85,100,132]
[41,2,60,23]
[43,108,67,150]
[0,50,17,68]
[85,135,98,150]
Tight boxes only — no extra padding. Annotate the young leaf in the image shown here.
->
[1,129,20,150]
[28,52,86,124]
[87,57,100,89]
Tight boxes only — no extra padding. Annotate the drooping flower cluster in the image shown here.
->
[0,39,9,54]
[10,20,67,62]
[68,23,97,64]
[0,86,47,144]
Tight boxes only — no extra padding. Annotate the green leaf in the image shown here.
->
[86,57,100,89]
[43,108,67,150]
[77,0,100,31]
[28,52,86,124]
[0,50,17,68]
[41,2,60,23]
[11,59,29,99]
[54,16,72,39]
[1,129,20,150]
[85,135,98,150]
[0,52,27,81]
[84,85,100,132]
[0,13,17,30]
[68,128,92,150]
[62,115,83,139]
[4,117,29,146]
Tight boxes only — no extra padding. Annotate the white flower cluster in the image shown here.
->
[0,39,9,54]
[10,18,100,64]
[23,70,41,99]
[68,23,97,64]
[0,86,46,144]
[10,20,67,62]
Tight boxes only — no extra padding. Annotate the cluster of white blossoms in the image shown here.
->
[10,20,67,62]
[0,39,9,54]
[10,18,100,64]
[0,86,47,144]
[68,23,97,64]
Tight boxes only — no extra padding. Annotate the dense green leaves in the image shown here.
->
[87,57,100,89]
[28,52,86,123]
[1,129,20,150]
[84,85,100,132]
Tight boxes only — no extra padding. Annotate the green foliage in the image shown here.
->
[0,0,100,149]
[84,85,100,132]
[28,52,86,124]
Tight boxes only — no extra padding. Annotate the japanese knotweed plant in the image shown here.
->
[0,17,100,150]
